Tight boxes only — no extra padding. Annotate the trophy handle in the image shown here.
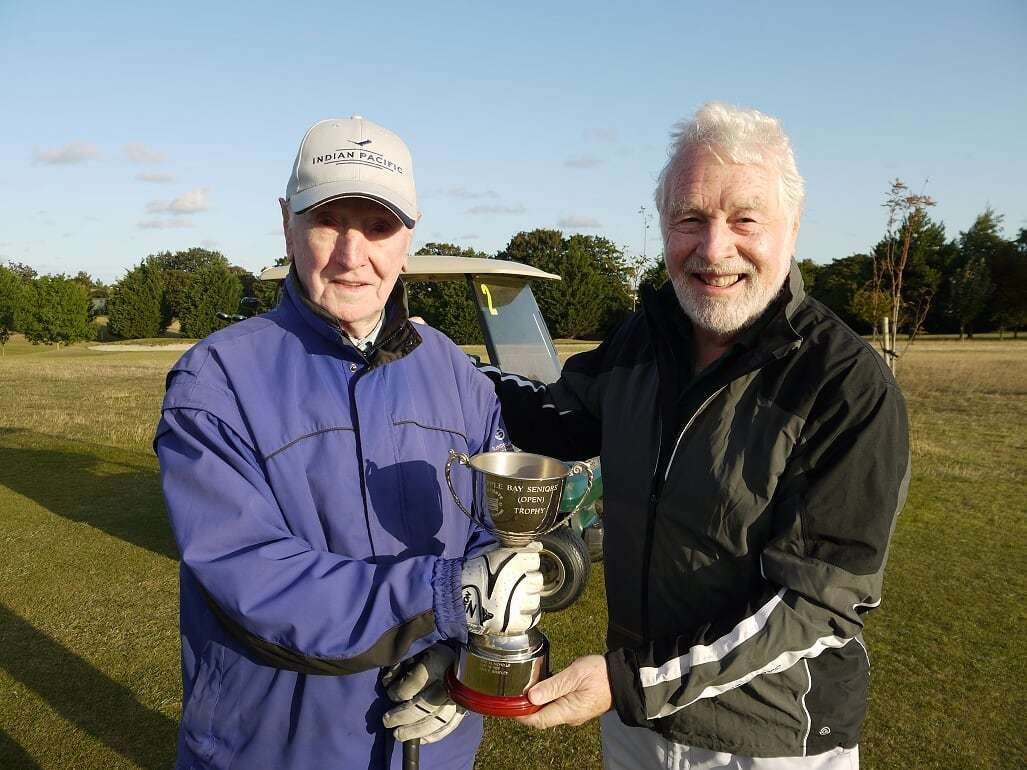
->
[566,462,595,517]
[445,449,476,522]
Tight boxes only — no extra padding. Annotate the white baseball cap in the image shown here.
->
[285,116,418,228]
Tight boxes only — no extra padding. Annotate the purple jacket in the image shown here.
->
[155,275,504,769]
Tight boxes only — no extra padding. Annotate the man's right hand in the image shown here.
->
[460,544,543,635]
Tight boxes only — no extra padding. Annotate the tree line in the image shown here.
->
[1,199,1024,355]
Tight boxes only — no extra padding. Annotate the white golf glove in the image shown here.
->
[381,644,465,743]
[460,543,543,636]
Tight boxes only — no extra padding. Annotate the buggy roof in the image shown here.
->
[259,256,560,282]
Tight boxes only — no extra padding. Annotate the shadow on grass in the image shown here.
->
[0,429,178,560]
[0,604,177,769]
[0,729,40,769]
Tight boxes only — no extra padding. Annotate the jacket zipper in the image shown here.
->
[663,385,727,481]
[640,384,726,638]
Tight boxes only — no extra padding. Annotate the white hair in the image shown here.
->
[654,102,805,222]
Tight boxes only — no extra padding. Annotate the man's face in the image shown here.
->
[282,197,412,336]
[662,147,799,338]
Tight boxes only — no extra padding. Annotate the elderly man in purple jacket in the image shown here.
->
[154,116,543,770]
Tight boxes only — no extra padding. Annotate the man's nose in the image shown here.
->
[333,228,367,269]
[697,220,737,263]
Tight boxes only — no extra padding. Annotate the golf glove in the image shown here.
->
[461,543,543,636]
[381,644,465,743]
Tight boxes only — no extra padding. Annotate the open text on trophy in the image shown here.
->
[444,449,593,717]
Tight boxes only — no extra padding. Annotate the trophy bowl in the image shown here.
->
[444,449,593,716]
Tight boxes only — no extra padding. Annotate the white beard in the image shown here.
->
[669,258,787,337]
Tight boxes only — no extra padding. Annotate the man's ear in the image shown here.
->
[279,198,294,260]
[401,222,415,272]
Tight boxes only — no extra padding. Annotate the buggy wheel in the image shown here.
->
[538,527,590,612]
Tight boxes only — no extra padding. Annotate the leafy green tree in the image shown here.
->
[22,274,92,349]
[153,247,230,328]
[947,209,1003,339]
[5,261,37,280]
[849,286,892,333]
[567,234,633,337]
[407,243,484,344]
[497,229,567,333]
[177,261,243,338]
[496,230,633,339]
[638,260,668,291]
[989,229,1027,338]
[107,259,165,339]
[807,253,873,332]
[796,258,819,295]
[0,265,29,356]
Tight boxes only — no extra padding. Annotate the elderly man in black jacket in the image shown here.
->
[479,102,909,769]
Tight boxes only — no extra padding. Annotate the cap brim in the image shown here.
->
[289,180,417,228]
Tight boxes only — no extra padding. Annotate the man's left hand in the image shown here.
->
[515,655,612,729]
[382,644,466,743]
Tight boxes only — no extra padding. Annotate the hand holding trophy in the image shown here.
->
[444,449,593,717]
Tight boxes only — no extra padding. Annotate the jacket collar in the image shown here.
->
[282,265,421,366]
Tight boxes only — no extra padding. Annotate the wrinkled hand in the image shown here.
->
[381,644,465,743]
[515,655,612,729]
[461,544,543,636]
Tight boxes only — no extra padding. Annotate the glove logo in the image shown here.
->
[462,586,494,624]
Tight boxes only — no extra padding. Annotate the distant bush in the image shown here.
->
[22,274,93,348]
[177,261,243,339]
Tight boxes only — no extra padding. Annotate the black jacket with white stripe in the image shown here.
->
[480,263,910,757]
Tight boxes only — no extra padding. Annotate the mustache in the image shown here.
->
[680,258,757,276]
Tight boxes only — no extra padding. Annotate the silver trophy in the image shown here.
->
[443,449,593,716]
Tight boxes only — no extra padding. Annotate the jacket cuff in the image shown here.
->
[605,647,652,728]
[432,557,468,642]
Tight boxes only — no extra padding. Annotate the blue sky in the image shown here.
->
[1,1,1024,283]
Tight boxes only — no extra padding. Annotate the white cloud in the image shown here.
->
[467,204,526,215]
[564,154,603,169]
[34,142,99,165]
[583,128,618,143]
[138,219,194,230]
[136,172,175,183]
[436,187,499,200]
[147,187,210,215]
[124,143,167,163]
[201,239,220,249]
[557,215,601,229]
[457,233,480,240]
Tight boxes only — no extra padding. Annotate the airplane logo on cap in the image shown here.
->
[349,139,373,147]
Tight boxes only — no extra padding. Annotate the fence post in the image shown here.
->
[882,316,894,372]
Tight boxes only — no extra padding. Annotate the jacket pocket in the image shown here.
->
[181,641,225,766]
[373,419,474,558]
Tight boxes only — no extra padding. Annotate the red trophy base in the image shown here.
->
[445,669,542,717]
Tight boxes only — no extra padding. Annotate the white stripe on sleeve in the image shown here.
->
[638,589,786,688]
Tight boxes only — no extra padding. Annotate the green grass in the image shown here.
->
[0,334,1023,769]
[94,338,198,347]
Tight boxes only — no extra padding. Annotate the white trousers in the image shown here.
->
[600,712,859,770]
